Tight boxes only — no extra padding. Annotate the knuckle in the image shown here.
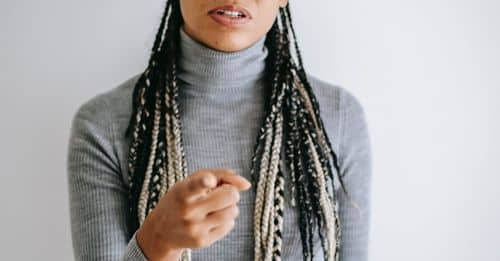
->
[200,174,215,188]
[223,205,239,220]
[190,171,216,191]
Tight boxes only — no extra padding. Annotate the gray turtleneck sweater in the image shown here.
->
[67,27,372,261]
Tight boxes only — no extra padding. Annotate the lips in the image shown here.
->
[208,5,252,19]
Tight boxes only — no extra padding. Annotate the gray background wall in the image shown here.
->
[1,0,499,260]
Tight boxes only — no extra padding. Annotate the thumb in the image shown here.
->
[210,168,251,191]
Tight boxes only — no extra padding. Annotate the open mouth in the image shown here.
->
[208,5,252,19]
[208,5,252,27]
[214,9,247,18]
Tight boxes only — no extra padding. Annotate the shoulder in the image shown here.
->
[305,73,369,151]
[70,72,142,135]
[306,73,366,116]
[76,72,141,119]
[306,74,371,198]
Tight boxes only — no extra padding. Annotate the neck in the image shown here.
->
[177,26,268,92]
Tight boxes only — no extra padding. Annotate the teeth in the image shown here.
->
[216,9,245,17]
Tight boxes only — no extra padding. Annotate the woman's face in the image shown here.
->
[179,0,288,52]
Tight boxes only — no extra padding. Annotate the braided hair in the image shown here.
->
[124,1,353,260]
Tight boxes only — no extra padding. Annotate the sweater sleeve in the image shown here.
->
[337,89,373,260]
[66,94,149,261]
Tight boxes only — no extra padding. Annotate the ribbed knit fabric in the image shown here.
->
[66,26,372,261]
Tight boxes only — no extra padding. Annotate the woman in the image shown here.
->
[67,0,372,260]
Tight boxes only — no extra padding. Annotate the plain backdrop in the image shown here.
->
[1,0,499,260]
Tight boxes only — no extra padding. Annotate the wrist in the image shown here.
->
[136,211,184,261]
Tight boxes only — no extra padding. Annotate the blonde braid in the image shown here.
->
[126,2,349,261]
[138,90,162,224]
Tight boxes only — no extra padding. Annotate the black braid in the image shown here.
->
[284,5,349,198]
[124,1,348,260]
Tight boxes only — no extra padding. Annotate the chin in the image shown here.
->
[205,32,255,52]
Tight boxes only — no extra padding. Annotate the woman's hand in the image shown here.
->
[136,168,251,261]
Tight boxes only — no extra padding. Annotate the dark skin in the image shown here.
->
[136,1,289,260]
[137,169,251,260]
[180,0,288,51]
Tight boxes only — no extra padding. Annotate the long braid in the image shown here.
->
[124,0,173,233]
[125,1,349,261]
[284,5,351,201]
[253,15,287,260]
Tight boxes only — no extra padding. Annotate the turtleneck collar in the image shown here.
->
[177,26,268,91]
